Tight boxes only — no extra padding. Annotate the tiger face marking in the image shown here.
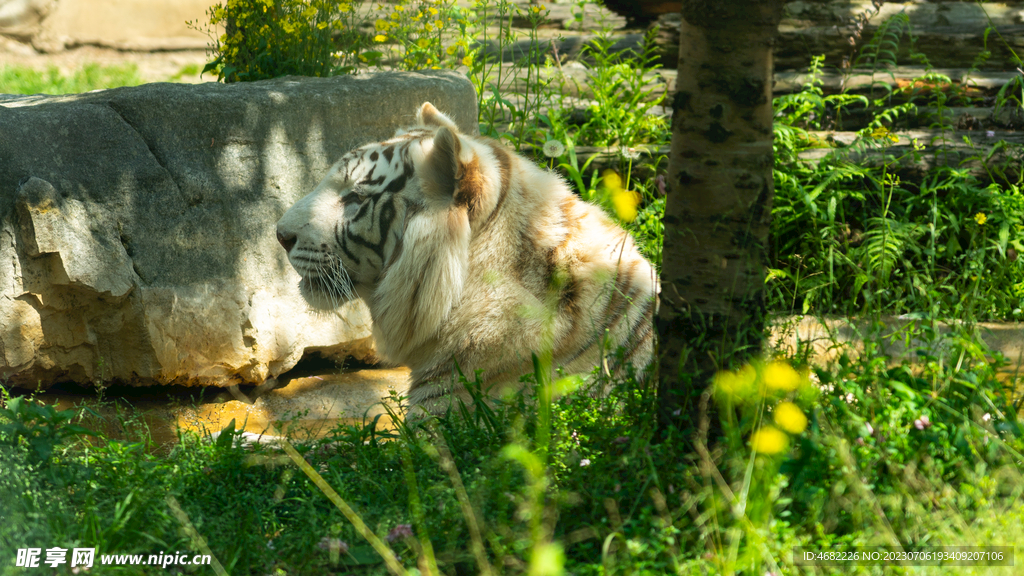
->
[277,102,659,417]
[276,131,424,309]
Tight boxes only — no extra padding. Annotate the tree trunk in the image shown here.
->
[657,0,786,433]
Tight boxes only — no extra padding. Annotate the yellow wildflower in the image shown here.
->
[869,125,899,144]
[338,3,351,12]
[374,34,387,42]
[975,212,987,225]
[750,426,788,455]
[394,4,404,11]
[612,191,639,221]
[375,19,389,31]
[317,21,328,29]
[302,6,317,19]
[424,22,433,31]
[446,44,457,55]
[774,402,808,434]
[763,361,802,392]
[429,7,439,15]
[714,364,758,398]
[390,12,400,20]
[462,54,473,67]
[418,38,430,48]
[601,169,640,222]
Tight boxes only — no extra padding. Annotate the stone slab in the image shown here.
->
[0,71,478,389]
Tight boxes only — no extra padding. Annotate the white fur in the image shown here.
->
[277,103,659,416]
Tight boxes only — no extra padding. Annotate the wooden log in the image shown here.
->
[519,130,1024,190]
[652,2,1024,71]
[600,0,681,26]
[605,0,1024,25]
[520,143,672,185]
[815,105,1024,132]
[797,130,1024,185]
[773,68,1020,96]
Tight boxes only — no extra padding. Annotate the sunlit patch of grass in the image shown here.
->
[0,63,143,95]
[170,63,203,82]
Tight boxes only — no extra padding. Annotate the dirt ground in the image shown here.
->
[0,36,212,84]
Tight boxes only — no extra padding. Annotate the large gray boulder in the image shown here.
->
[0,71,478,388]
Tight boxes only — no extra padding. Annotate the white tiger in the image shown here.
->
[276,102,658,416]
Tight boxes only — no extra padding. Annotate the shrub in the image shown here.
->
[193,0,365,81]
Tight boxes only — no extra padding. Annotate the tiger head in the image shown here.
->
[276,102,505,358]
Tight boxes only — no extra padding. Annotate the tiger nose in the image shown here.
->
[277,229,297,253]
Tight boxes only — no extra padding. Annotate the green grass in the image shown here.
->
[0,63,144,95]
[1,331,1021,575]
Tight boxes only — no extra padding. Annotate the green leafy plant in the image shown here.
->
[369,0,469,71]
[572,27,669,150]
[0,396,94,463]
[192,0,367,81]
[850,12,912,99]
[770,27,1024,321]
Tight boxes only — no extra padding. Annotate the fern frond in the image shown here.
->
[853,12,911,73]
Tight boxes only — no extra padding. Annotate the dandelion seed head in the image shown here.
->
[542,139,565,158]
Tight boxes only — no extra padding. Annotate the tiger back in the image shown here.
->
[276,102,658,416]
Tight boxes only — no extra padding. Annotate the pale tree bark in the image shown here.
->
[657,0,786,432]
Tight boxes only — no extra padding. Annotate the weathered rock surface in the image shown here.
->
[0,0,210,51]
[0,0,52,42]
[0,71,478,389]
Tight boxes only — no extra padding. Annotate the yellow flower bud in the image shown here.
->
[750,426,788,455]
[774,402,808,434]
[763,361,802,392]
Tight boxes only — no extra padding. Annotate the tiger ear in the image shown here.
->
[417,102,459,132]
[424,125,463,201]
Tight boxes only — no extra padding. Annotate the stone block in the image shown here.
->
[0,70,478,388]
